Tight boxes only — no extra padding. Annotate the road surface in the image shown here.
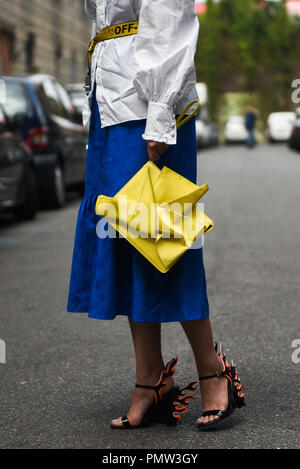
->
[0,143,299,449]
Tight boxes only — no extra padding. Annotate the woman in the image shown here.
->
[67,0,245,430]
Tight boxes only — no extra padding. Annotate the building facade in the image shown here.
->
[287,0,300,15]
[0,0,92,85]
[195,0,300,16]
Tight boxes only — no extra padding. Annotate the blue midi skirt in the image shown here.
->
[67,90,210,323]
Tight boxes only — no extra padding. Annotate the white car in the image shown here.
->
[66,83,86,116]
[224,116,248,144]
[196,118,210,148]
[267,112,295,142]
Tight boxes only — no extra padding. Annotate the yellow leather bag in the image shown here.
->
[95,100,214,273]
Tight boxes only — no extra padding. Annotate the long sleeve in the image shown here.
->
[84,0,96,19]
[133,0,199,145]
[84,1,98,42]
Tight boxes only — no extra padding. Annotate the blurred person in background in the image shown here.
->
[245,106,258,148]
[67,0,245,432]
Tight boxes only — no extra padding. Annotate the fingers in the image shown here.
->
[147,141,169,162]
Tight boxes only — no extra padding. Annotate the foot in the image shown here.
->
[111,376,174,428]
[196,356,229,426]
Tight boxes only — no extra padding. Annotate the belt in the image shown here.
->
[84,21,139,95]
[84,20,200,128]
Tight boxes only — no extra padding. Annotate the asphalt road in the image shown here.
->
[0,143,299,449]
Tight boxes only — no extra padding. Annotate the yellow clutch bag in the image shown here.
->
[95,161,214,273]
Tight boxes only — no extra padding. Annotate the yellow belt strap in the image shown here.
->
[86,20,200,128]
[87,20,139,69]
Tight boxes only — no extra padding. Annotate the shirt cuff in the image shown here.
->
[142,101,177,145]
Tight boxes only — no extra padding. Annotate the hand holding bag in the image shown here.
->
[94,101,214,273]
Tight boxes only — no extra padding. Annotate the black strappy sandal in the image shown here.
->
[111,357,197,430]
[197,343,245,430]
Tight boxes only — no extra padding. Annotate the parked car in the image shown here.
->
[0,103,38,219]
[207,122,219,147]
[224,116,248,144]
[1,75,88,208]
[289,117,300,151]
[196,117,219,149]
[266,112,295,143]
[196,118,210,148]
[66,83,86,123]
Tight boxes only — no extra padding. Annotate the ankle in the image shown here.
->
[136,368,164,386]
[197,355,224,378]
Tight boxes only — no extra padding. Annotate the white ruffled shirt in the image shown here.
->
[83,0,199,145]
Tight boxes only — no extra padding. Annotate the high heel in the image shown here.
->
[197,342,245,430]
[111,357,197,429]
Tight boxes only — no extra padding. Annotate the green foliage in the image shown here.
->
[195,0,298,123]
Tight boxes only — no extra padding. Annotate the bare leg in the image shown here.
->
[180,318,228,424]
[111,318,174,427]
